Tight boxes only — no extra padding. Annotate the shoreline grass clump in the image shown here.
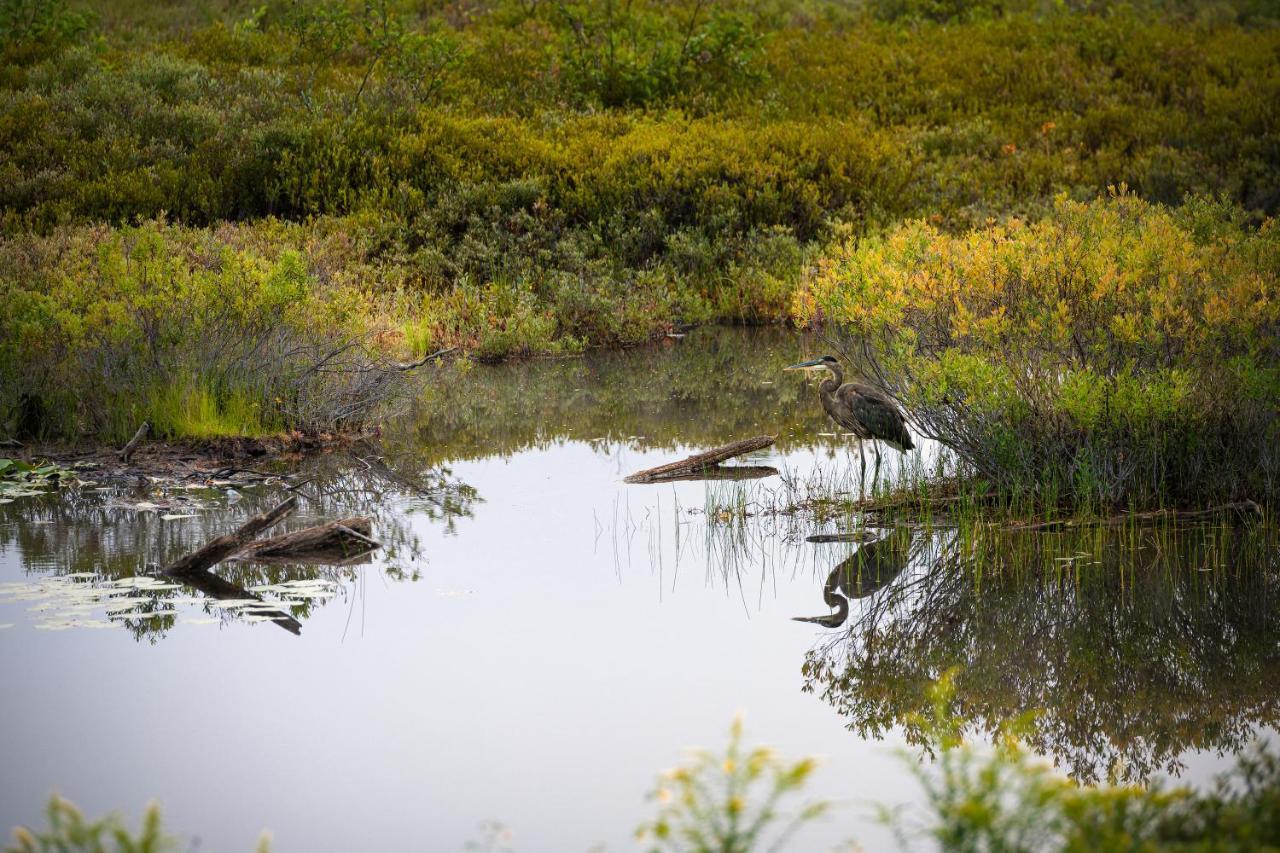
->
[797,192,1280,510]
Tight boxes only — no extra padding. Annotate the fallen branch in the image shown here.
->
[164,496,298,575]
[395,346,457,372]
[119,421,149,462]
[238,517,380,561]
[625,435,775,484]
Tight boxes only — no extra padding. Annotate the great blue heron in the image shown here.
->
[786,355,913,485]
[793,529,914,627]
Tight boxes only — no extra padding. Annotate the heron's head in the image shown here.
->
[785,355,840,374]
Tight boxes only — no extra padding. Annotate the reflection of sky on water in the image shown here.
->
[1,327,1276,850]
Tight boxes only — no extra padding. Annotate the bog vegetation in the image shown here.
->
[1,0,1277,503]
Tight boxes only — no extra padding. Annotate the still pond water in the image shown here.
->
[2,327,1278,850]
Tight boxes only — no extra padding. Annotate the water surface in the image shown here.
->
[2,328,1276,850]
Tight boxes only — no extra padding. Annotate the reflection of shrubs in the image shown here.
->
[798,193,1280,507]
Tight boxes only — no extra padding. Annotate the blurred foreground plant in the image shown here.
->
[889,671,1280,851]
[636,715,830,852]
[6,795,175,853]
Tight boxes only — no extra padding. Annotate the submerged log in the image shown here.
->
[119,421,149,462]
[238,517,380,561]
[164,496,298,575]
[625,435,775,484]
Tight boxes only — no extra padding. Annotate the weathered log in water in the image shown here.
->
[164,496,298,575]
[238,517,379,561]
[624,435,775,484]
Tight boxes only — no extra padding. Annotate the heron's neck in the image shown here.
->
[820,365,843,396]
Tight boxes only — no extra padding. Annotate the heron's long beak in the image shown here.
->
[785,359,825,371]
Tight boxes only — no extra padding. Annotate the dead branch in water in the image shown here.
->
[238,517,380,561]
[119,421,149,462]
[164,496,298,575]
[625,435,775,484]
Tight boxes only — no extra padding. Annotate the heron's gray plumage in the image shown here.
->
[789,355,914,452]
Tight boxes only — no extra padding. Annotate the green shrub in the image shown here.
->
[0,220,409,442]
[797,193,1280,507]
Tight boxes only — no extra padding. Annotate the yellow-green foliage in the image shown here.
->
[636,715,828,852]
[798,193,1280,505]
[893,674,1280,850]
[2,0,1279,441]
[0,220,389,442]
[6,794,176,853]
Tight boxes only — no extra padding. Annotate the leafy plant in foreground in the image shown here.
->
[635,715,830,852]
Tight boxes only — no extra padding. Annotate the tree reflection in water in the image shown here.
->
[0,455,479,641]
[799,522,1280,784]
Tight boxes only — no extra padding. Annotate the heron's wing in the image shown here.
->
[836,383,913,450]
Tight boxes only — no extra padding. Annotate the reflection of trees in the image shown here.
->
[392,326,837,464]
[801,524,1280,784]
[0,457,479,641]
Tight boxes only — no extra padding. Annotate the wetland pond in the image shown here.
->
[2,327,1278,851]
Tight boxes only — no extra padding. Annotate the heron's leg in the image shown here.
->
[858,442,867,497]
[872,443,883,492]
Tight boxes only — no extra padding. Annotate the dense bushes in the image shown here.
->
[2,0,1278,444]
[0,220,413,443]
[797,193,1280,506]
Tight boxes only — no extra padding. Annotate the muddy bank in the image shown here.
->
[7,431,375,486]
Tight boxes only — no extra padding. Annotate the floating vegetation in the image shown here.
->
[0,459,83,504]
[0,572,342,635]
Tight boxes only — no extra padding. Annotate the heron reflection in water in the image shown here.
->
[793,528,914,627]
[786,355,913,489]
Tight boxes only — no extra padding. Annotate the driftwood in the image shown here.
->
[164,496,298,575]
[625,435,776,484]
[119,421,149,462]
[238,517,380,562]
